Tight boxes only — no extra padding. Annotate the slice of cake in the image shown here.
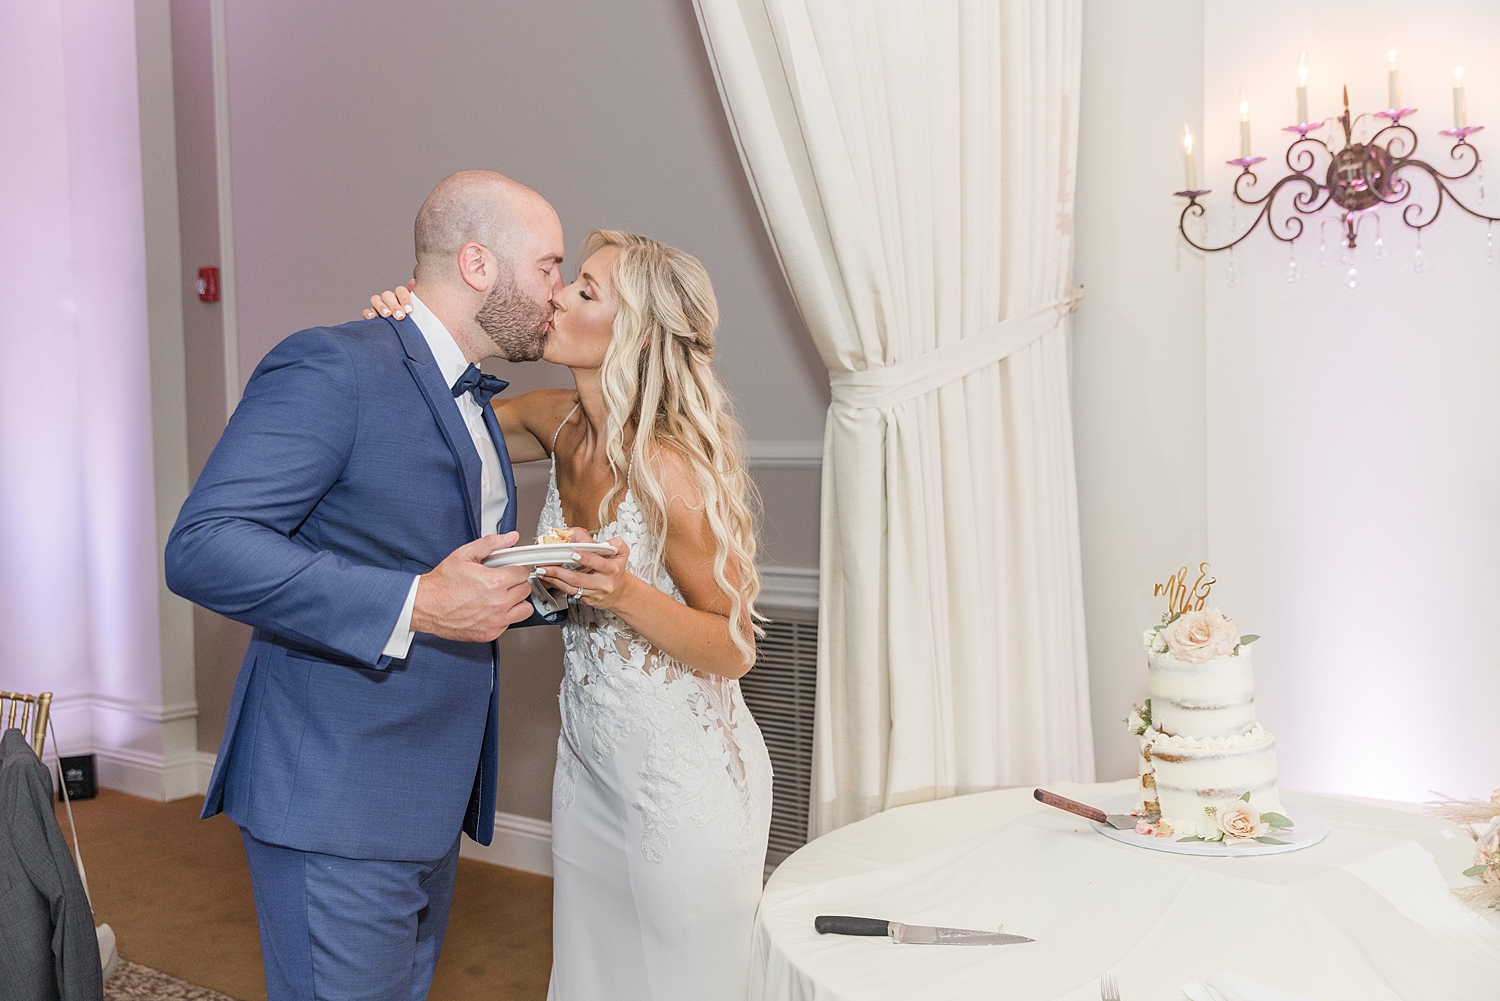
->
[1130,569,1282,840]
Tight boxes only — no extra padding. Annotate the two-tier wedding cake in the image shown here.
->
[1129,565,1283,840]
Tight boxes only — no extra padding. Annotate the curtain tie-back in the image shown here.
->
[828,288,1084,411]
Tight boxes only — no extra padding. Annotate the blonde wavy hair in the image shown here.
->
[583,229,762,664]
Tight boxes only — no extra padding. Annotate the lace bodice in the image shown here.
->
[541,446,770,866]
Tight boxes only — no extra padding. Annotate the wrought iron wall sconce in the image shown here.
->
[1176,60,1498,288]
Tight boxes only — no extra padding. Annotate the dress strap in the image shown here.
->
[551,402,582,454]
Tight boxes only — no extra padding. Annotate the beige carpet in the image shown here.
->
[57,789,553,1001]
[106,960,240,1000]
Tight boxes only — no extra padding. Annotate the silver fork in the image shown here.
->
[1100,972,1121,1001]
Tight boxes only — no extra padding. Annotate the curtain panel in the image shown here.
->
[693,0,1094,835]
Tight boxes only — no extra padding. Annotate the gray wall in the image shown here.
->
[217,0,827,442]
[169,0,828,816]
[1072,0,1206,781]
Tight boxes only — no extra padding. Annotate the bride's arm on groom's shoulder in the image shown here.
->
[538,449,755,679]
[491,389,577,465]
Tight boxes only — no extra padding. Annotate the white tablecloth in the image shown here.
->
[753,781,1500,1000]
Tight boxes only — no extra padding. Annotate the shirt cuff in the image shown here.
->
[529,576,569,617]
[380,575,421,659]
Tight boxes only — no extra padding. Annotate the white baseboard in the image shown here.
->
[41,694,205,802]
[93,745,203,802]
[196,750,218,795]
[460,812,553,877]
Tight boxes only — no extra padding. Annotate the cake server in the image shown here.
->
[1034,788,1138,830]
[814,915,1033,945]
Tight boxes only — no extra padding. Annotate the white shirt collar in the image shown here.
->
[407,293,471,390]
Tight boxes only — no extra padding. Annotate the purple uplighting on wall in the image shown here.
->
[0,0,165,752]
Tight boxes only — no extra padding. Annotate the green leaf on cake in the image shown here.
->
[1463,865,1492,878]
[1239,634,1260,645]
[1253,836,1290,845]
[1177,836,1206,842]
[1261,812,1294,829]
[1240,792,1252,802]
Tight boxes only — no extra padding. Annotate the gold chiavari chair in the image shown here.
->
[0,690,52,757]
[0,689,113,974]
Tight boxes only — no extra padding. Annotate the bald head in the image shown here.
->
[414,170,554,280]
[409,170,566,364]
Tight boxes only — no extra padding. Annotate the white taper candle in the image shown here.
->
[1297,53,1308,124]
[1182,124,1197,190]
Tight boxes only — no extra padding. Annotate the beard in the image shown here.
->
[474,270,552,362]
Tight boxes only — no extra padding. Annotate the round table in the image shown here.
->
[752,781,1500,1000]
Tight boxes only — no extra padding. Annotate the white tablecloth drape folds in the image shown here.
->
[693,0,1094,837]
[753,782,1500,1001]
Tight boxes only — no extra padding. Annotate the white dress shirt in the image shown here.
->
[381,293,511,658]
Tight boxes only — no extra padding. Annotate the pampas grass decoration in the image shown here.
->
[1453,883,1500,910]
[1427,793,1500,827]
[1428,788,1500,911]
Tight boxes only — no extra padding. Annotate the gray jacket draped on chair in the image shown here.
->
[0,727,102,1001]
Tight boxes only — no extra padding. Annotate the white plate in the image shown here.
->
[482,542,617,569]
[1089,793,1329,857]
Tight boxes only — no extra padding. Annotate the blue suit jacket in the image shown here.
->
[166,315,556,861]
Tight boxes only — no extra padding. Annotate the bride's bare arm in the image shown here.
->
[537,451,755,679]
[359,283,569,464]
[493,390,579,464]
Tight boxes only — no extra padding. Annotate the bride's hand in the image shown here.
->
[538,537,632,610]
[361,281,416,320]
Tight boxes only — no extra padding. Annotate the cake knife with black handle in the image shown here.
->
[1033,788,1139,829]
[814,915,1033,945]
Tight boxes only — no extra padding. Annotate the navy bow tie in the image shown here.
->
[451,363,508,407]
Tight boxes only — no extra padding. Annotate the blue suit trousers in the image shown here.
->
[240,830,461,1001]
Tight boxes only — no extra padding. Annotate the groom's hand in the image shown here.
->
[410,533,535,642]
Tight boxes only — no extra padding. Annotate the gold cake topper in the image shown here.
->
[1154,562,1215,622]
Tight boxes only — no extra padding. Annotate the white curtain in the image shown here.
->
[693,0,1093,835]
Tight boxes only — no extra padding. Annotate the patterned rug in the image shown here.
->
[105,960,241,1001]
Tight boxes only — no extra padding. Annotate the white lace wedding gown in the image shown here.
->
[541,418,773,1001]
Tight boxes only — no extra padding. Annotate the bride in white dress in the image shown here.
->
[372,229,773,1000]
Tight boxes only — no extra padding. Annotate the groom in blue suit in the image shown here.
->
[166,171,567,1001]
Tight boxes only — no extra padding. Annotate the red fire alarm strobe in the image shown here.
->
[196,266,220,302]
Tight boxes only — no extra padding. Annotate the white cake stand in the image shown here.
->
[1089,793,1330,857]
